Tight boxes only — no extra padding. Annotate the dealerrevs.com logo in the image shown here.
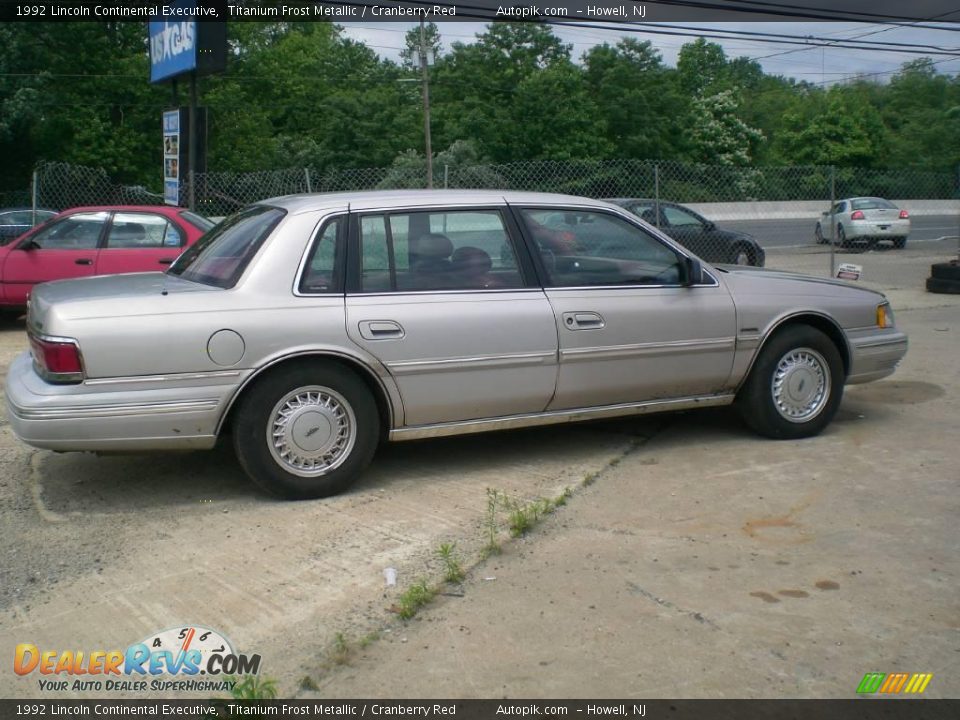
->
[14,626,261,693]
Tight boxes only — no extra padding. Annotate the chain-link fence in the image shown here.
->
[17,158,959,278]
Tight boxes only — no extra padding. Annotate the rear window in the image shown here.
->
[166,206,285,288]
[178,210,216,232]
[851,198,896,210]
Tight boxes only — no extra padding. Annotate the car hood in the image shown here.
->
[715,264,884,297]
[714,264,887,332]
[28,272,219,334]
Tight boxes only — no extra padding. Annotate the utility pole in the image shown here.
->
[419,18,433,189]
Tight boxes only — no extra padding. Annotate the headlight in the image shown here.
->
[876,302,895,328]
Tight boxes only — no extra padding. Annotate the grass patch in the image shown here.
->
[397,579,435,620]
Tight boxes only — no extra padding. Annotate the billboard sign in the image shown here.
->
[149,15,197,83]
[149,2,227,84]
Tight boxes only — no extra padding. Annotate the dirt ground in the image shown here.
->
[1,245,958,700]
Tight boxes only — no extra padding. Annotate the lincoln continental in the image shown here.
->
[5,191,908,499]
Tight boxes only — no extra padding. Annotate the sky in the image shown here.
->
[338,21,960,85]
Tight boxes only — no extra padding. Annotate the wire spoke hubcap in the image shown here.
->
[267,386,356,477]
[771,348,830,423]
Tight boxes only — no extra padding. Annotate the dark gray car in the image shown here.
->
[607,198,765,267]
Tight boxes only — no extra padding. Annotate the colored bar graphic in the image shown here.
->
[857,672,933,694]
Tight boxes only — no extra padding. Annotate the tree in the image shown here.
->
[583,38,687,159]
[687,90,764,166]
[676,38,727,96]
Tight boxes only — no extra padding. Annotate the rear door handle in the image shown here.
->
[74,258,93,266]
[359,320,405,340]
[562,311,605,330]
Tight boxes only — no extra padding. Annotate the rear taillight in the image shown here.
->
[850,210,865,220]
[899,209,909,219]
[29,334,84,383]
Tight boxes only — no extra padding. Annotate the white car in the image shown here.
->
[815,197,910,248]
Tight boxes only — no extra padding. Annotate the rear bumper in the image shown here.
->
[4,352,232,452]
[846,330,908,384]
[846,220,910,239]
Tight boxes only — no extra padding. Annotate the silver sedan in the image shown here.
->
[6,191,908,499]
[815,197,911,248]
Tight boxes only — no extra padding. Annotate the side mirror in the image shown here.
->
[704,221,716,232]
[18,239,39,251]
[681,256,702,287]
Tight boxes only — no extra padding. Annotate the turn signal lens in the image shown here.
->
[899,209,909,219]
[876,303,895,329]
[29,335,84,383]
[851,210,865,220]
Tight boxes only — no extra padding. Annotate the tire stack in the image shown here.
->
[926,261,960,294]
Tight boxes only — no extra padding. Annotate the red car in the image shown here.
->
[0,205,213,315]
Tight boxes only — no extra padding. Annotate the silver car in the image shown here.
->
[6,191,908,499]
[815,197,911,248]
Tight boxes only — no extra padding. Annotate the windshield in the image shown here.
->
[851,198,896,210]
[178,210,216,232]
[166,206,285,288]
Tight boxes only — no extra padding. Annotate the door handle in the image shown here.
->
[74,258,93,266]
[158,258,174,265]
[359,320,405,340]
[562,312,605,330]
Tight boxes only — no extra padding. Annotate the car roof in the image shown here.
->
[259,190,623,215]
[58,205,188,214]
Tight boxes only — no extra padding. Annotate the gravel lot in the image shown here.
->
[1,244,957,699]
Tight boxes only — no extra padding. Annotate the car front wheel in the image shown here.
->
[233,362,379,499]
[736,326,844,440]
[729,244,753,266]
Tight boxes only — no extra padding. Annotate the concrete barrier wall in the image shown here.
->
[685,200,960,222]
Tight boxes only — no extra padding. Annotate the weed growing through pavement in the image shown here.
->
[299,675,320,691]
[437,541,466,584]
[397,579,435,620]
[481,487,503,558]
[229,675,278,700]
[332,632,350,665]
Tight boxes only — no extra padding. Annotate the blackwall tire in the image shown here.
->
[930,262,960,281]
[736,326,844,440]
[926,276,960,295]
[233,362,379,499]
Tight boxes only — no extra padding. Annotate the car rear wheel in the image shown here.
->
[233,362,379,499]
[893,236,907,249]
[736,326,844,440]
[837,225,849,248]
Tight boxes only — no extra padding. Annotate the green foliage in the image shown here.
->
[229,675,278,700]
[437,541,466,584]
[331,632,350,665]
[482,487,503,558]
[2,20,959,193]
[397,580,435,620]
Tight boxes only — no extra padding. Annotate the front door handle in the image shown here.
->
[158,258,174,265]
[359,320,405,340]
[74,258,93,266]
[562,311,605,330]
